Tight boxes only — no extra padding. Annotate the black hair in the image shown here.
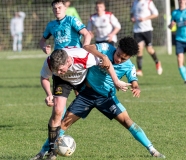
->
[118,36,139,56]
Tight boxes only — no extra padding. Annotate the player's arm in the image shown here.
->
[39,37,52,54]
[79,28,92,47]
[84,44,110,68]
[40,76,54,107]
[108,14,121,42]
[84,44,130,90]
[130,81,140,98]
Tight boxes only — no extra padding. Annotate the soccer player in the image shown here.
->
[30,47,130,160]
[87,0,121,46]
[39,0,91,54]
[130,0,163,76]
[32,37,165,159]
[10,11,26,52]
[168,0,186,84]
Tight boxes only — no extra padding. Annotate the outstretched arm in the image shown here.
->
[83,44,131,91]
[130,81,140,98]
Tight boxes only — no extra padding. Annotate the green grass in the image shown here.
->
[0,48,185,160]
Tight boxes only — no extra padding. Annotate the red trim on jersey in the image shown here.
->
[73,53,89,69]
[148,0,152,10]
[47,57,51,71]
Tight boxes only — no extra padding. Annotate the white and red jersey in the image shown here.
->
[87,11,121,43]
[130,0,158,33]
[40,47,101,85]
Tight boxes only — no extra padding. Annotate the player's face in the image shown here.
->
[113,48,131,64]
[96,3,105,13]
[52,2,66,20]
[178,0,186,6]
[53,63,69,75]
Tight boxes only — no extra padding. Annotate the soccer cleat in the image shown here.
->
[30,152,45,160]
[136,70,143,76]
[45,151,57,160]
[156,61,163,75]
[150,149,166,158]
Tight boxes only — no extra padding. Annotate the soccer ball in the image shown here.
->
[54,135,76,157]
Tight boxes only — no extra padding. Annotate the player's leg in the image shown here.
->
[96,95,165,158]
[17,33,23,52]
[145,31,163,75]
[115,111,165,158]
[175,41,186,83]
[30,108,67,160]
[134,32,144,76]
[13,34,18,51]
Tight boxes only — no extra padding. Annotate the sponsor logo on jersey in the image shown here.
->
[55,87,63,94]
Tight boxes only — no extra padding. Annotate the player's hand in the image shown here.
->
[45,95,54,107]
[131,17,136,22]
[43,45,51,54]
[116,80,131,92]
[131,87,140,98]
[99,55,110,69]
[107,34,114,42]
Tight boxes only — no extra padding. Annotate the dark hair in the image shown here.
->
[95,0,106,5]
[50,49,68,71]
[118,36,139,56]
[51,0,68,6]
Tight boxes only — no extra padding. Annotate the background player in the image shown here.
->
[87,0,121,46]
[169,0,186,84]
[39,0,91,54]
[10,11,26,52]
[130,0,163,76]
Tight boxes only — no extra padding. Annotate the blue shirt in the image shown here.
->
[87,43,138,97]
[171,9,186,42]
[43,16,85,49]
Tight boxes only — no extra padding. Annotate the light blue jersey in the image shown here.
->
[43,15,85,49]
[87,43,138,97]
[171,9,186,42]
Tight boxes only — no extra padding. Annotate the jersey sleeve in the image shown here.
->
[110,14,121,29]
[19,12,26,19]
[149,1,159,15]
[86,53,101,68]
[71,17,85,32]
[43,22,52,39]
[87,16,93,31]
[40,57,52,79]
[126,65,138,83]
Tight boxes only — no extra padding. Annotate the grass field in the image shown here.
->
[0,48,186,160]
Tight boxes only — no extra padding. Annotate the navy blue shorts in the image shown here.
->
[67,87,126,120]
[175,40,186,54]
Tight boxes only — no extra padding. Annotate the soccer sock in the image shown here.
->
[48,124,61,152]
[150,52,159,64]
[179,66,186,81]
[136,56,143,70]
[40,129,65,154]
[128,123,152,149]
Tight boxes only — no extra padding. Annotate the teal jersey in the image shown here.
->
[43,15,85,49]
[87,43,138,97]
[171,9,186,42]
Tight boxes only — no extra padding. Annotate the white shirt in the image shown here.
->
[130,0,158,33]
[87,11,121,43]
[10,12,26,36]
[40,47,100,85]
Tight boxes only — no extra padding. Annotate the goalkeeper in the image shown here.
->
[33,37,165,159]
